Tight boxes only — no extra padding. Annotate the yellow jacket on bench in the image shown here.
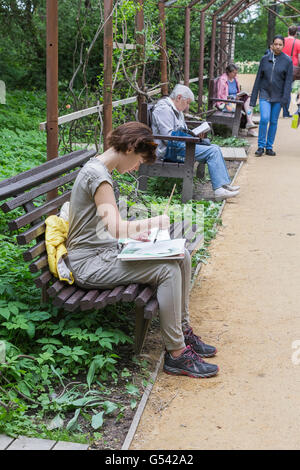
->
[45,215,74,285]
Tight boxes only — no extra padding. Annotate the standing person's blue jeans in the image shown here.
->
[282,95,291,117]
[164,130,231,190]
[258,99,282,150]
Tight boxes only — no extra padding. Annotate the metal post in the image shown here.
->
[46,0,58,163]
[136,0,145,121]
[103,0,113,150]
[184,7,191,86]
[159,1,168,96]
[198,11,205,110]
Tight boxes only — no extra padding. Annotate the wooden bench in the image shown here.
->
[138,101,206,203]
[0,149,203,354]
[208,77,244,137]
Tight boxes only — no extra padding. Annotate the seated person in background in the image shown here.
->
[151,84,240,201]
[66,121,219,379]
[217,63,258,137]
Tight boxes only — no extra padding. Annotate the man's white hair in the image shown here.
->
[170,84,194,101]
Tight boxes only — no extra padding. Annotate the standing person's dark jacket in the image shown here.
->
[250,52,293,106]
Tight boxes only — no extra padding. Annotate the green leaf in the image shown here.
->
[0,308,10,320]
[66,408,81,431]
[47,414,64,431]
[125,384,140,396]
[130,399,137,410]
[87,361,96,389]
[101,401,118,415]
[91,411,104,430]
[26,321,35,339]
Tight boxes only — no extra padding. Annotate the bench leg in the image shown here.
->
[138,175,148,192]
[134,305,151,354]
[196,163,205,179]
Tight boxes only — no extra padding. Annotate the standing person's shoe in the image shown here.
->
[214,187,239,201]
[283,114,292,118]
[163,346,219,378]
[183,326,217,357]
[265,149,276,156]
[255,148,264,157]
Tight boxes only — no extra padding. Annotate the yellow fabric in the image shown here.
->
[45,215,74,284]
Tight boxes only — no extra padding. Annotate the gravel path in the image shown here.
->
[130,90,300,450]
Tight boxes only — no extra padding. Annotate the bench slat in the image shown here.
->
[122,284,140,302]
[34,270,53,288]
[52,286,77,307]
[29,254,48,273]
[144,298,159,320]
[23,240,46,262]
[47,280,66,297]
[80,290,100,311]
[0,150,95,200]
[8,190,71,231]
[106,286,126,304]
[17,220,46,245]
[1,169,80,213]
[64,289,87,312]
[92,290,111,310]
[135,286,154,307]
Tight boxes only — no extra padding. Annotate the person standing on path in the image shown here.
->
[250,35,293,157]
[282,25,300,118]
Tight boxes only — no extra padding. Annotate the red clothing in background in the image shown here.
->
[282,36,300,66]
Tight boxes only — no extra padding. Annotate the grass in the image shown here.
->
[0,89,223,444]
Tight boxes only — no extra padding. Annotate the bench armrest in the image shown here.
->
[210,98,244,105]
[152,134,201,143]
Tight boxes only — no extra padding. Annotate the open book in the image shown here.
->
[118,237,186,261]
[236,91,248,97]
[190,121,211,136]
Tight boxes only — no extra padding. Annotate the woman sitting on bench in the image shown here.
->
[65,121,218,379]
[217,63,258,137]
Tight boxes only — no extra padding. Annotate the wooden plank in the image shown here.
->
[135,287,154,307]
[7,436,56,450]
[220,147,248,161]
[23,241,46,262]
[29,254,48,273]
[52,286,77,307]
[0,150,94,193]
[144,298,159,320]
[34,270,53,288]
[1,169,80,213]
[47,280,65,297]
[80,290,99,311]
[64,289,87,312]
[92,290,111,310]
[106,286,126,304]
[0,151,94,201]
[8,190,71,231]
[0,434,15,450]
[52,441,89,450]
[122,284,139,302]
[17,220,46,245]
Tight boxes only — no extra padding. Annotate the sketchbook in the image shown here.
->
[117,237,186,261]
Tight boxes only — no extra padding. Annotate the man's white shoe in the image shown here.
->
[214,187,239,201]
[223,184,240,191]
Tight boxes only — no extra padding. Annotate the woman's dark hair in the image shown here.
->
[226,63,238,74]
[288,25,298,37]
[107,121,157,164]
[273,35,285,45]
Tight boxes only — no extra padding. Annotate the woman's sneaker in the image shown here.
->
[183,326,217,357]
[163,346,219,378]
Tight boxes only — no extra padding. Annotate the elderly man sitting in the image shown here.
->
[151,84,240,201]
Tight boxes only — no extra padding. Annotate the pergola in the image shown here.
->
[45,0,298,162]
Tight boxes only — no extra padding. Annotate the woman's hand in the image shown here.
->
[131,231,151,242]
